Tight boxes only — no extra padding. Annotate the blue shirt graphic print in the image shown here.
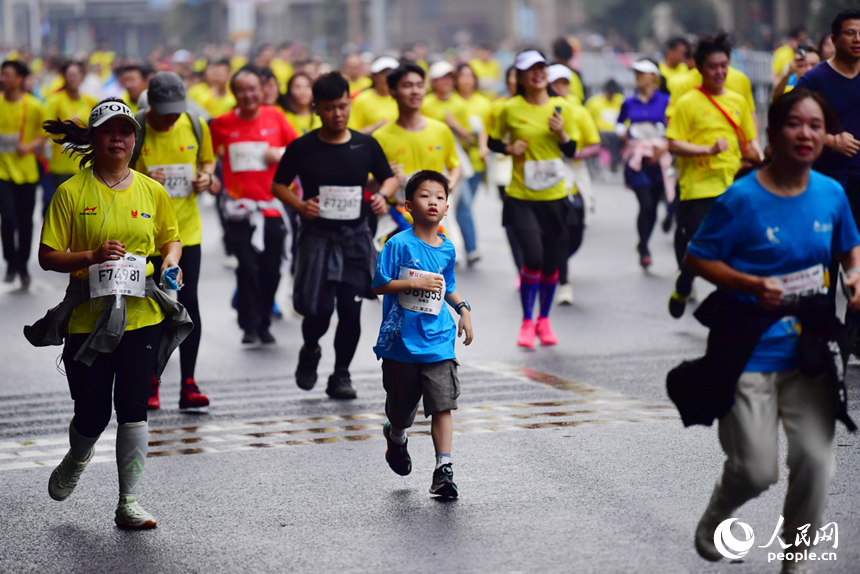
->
[687,170,860,372]
[372,229,458,363]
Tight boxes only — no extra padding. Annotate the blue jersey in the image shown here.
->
[688,170,860,372]
[372,229,458,363]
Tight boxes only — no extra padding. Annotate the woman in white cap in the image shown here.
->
[348,56,400,134]
[488,50,581,348]
[31,97,187,529]
[616,59,671,268]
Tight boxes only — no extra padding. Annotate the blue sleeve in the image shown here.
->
[617,100,629,125]
[686,197,738,261]
[372,241,397,289]
[443,247,457,294]
[832,187,860,254]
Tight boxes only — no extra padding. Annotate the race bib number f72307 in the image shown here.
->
[88,254,146,299]
[397,268,446,315]
[151,164,194,198]
[524,158,564,191]
[318,185,362,220]
[773,264,827,301]
[228,141,269,172]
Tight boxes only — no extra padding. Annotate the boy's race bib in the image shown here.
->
[773,264,827,301]
[397,267,445,315]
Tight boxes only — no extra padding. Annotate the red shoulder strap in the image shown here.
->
[695,86,748,152]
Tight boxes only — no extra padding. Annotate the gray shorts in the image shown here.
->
[382,358,460,429]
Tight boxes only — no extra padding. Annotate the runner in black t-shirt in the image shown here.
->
[272,72,397,399]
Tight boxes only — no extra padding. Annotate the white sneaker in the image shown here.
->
[115,496,157,529]
[48,448,93,501]
[557,284,574,306]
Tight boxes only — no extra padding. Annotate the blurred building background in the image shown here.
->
[1,0,857,58]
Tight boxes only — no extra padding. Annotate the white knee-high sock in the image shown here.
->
[69,420,100,462]
[116,421,148,497]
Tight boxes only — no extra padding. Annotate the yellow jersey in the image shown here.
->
[40,168,180,333]
[491,95,581,201]
[421,93,471,133]
[43,91,98,175]
[659,61,689,83]
[0,93,44,184]
[271,59,294,93]
[470,58,501,99]
[132,114,215,247]
[348,77,373,97]
[568,71,585,104]
[204,91,237,118]
[567,96,601,148]
[230,56,248,73]
[773,45,796,76]
[373,117,460,177]
[665,88,756,201]
[667,67,755,118]
[121,91,139,115]
[187,83,212,109]
[461,92,493,172]
[283,110,322,135]
[348,89,398,131]
[584,93,624,132]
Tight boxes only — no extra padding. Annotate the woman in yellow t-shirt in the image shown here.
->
[36,98,184,530]
[280,72,321,135]
[488,51,581,349]
[42,61,97,217]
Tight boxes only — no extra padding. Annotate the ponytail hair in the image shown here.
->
[42,97,130,170]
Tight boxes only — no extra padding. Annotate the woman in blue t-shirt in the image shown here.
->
[683,89,860,569]
[617,60,671,268]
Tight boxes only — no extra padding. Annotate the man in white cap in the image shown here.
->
[348,56,400,134]
[422,61,472,143]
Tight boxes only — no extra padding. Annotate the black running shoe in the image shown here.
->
[295,345,321,390]
[429,463,458,498]
[326,370,357,399]
[383,422,411,476]
[242,331,259,345]
[259,329,276,345]
[668,291,688,319]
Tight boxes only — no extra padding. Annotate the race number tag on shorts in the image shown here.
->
[151,164,194,198]
[0,133,18,154]
[318,185,362,220]
[89,254,146,299]
[397,268,445,315]
[773,264,827,300]
[524,158,565,191]
[228,142,269,172]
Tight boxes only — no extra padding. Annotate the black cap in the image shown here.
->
[147,72,187,115]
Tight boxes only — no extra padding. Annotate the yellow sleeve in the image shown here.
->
[199,119,215,164]
[665,98,690,141]
[154,184,181,249]
[41,180,74,252]
[443,129,460,170]
[562,104,581,142]
[577,109,601,147]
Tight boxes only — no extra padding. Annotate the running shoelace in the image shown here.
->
[57,453,87,488]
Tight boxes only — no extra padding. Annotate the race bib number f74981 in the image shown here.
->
[773,264,827,301]
[318,185,362,220]
[524,158,564,191]
[88,254,146,299]
[397,268,445,315]
[228,141,269,172]
[151,164,194,198]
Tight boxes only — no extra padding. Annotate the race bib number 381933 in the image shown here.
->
[89,254,146,299]
[397,268,446,315]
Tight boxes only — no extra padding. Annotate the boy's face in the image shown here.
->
[406,180,448,224]
[393,72,425,111]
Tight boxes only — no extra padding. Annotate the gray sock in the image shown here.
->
[69,420,100,462]
[116,421,148,497]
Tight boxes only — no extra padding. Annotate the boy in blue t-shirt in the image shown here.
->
[372,170,474,498]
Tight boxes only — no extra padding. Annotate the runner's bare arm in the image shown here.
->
[271,181,319,219]
[668,138,727,157]
[684,254,783,309]
[373,275,444,296]
[158,240,183,286]
[445,291,473,345]
[38,241,126,273]
[447,165,462,192]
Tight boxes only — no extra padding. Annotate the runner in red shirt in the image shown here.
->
[210,65,299,344]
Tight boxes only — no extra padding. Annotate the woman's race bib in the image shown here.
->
[150,164,194,198]
[318,185,362,220]
[524,158,565,191]
[397,267,445,315]
[0,133,18,154]
[88,254,146,299]
[228,141,269,172]
[773,264,827,302]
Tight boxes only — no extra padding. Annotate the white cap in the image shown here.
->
[370,56,400,74]
[514,50,547,71]
[547,64,572,84]
[631,60,661,75]
[88,100,140,131]
[428,60,456,80]
[172,49,192,64]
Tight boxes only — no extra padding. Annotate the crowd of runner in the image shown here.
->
[4,10,860,573]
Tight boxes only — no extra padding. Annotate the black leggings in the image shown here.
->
[499,185,524,271]
[673,197,717,295]
[301,281,363,373]
[632,184,663,256]
[152,244,201,382]
[0,180,36,274]
[64,322,164,438]
[504,197,570,275]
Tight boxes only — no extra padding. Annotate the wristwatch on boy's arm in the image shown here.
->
[455,301,471,315]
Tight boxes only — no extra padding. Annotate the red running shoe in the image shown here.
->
[147,376,160,410]
[535,317,558,346]
[517,319,536,348]
[179,378,210,409]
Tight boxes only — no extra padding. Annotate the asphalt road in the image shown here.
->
[1,178,858,574]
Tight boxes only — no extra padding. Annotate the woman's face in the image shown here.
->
[522,63,548,90]
[635,71,657,90]
[262,76,280,106]
[290,75,313,107]
[456,67,476,93]
[64,64,84,91]
[771,97,826,165]
[93,117,136,164]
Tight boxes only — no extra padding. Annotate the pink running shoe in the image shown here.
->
[535,317,558,346]
[517,319,536,348]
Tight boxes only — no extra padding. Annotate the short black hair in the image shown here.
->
[666,36,690,51]
[405,170,450,201]
[230,65,262,94]
[258,66,276,83]
[693,33,732,68]
[116,65,153,79]
[59,60,86,76]
[209,58,231,69]
[312,72,349,102]
[831,10,860,38]
[387,63,425,92]
[1,60,30,78]
[551,38,573,62]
